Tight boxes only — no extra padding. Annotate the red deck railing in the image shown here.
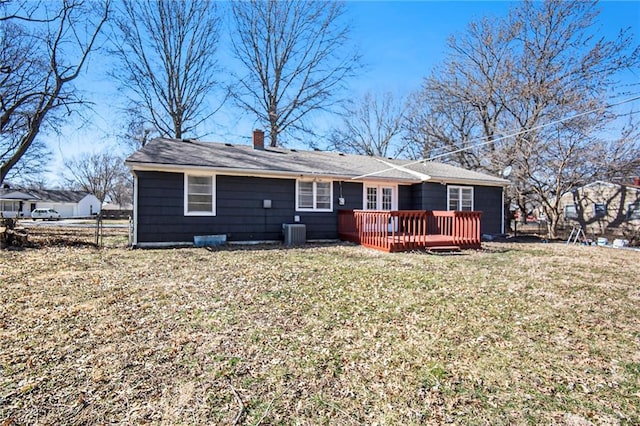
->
[337,210,482,252]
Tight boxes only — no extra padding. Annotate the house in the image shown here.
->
[125,131,509,249]
[558,180,640,236]
[0,187,101,218]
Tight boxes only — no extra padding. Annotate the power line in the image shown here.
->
[351,94,640,180]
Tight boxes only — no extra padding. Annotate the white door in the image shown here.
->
[364,185,396,211]
[363,185,398,231]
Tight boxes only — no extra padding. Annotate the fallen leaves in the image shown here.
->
[1,242,639,424]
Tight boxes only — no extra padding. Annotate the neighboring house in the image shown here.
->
[558,180,640,236]
[102,202,134,211]
[101,202,133,220]
[125,131,509,247]
[0,187,101,218]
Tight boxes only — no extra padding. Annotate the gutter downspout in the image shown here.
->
[501,186,505,234]
[132,171,138,247]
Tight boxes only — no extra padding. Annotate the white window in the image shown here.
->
[0,200,19,212]
[296,180,332,212]
[184,174,215,216]
[448,186,473,211]
[564,204,578,220]
[382,187,393,210]
[363,184,397,210]
[366,187,378,210]
[628,201,640,220]
[594,203,607,218]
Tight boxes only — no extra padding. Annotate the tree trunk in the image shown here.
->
[269,123,278,147]
[546,210,560,239]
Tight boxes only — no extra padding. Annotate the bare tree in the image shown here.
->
[64,151,130,205]
[406,0,640,237]
[108,175,133,208]
[328,91,408,158]
[117,106,160,152]
[406,14,514,172]
[0,0,110,184]
[110,0,224,140]
[229,0,361,147]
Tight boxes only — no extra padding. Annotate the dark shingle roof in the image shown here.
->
[0,189,35,200]
[0,188,91,203]
[126,137,509,186]
[26,189,92,203]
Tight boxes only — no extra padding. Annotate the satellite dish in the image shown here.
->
[502,165,513,178]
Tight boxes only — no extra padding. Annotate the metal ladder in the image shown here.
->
[566,225,587,245]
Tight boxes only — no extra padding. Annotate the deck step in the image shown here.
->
[427,245,461,254]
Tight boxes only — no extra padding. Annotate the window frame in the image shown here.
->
[627,201,640,220]
[184,173,216,216]
[593,203,607,218]
[447,186,474,211]
[362,184,398,211]
[564,203,578,220]
[0,200,19,212]
[295,180,333,212]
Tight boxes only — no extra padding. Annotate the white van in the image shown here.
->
[31,208,61,221]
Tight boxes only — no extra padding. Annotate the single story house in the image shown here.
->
[0,187,101,218]
[125,131,509,248]
[558,180,640,236]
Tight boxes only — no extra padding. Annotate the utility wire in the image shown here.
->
[351,94,640,180]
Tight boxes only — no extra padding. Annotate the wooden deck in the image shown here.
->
[338,210,482,253]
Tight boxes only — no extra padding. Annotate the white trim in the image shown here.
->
[447,185,474,211]
[582,180,640,191]
[362,183,398,210]
[564,203,578,220]
[561,181,640,196]
[132,172,139,247]
[501,187,505,234]
[184,173,216,216]
[127,162,421,184]
[430,177,508,187]
[627,201,640,220]
[295,179,333,212]
[593,202,607,217]
[125,161,508,187]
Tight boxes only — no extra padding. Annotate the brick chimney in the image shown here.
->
[252,129,264,150]
[634,177,640,187]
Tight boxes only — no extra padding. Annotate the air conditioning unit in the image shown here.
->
[283,223,306,246]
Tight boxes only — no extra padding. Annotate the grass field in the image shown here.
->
[1,242,639,424]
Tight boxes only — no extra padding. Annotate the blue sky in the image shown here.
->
[43,1,640,185]
[347,1,640,95]
[348,1,514,94]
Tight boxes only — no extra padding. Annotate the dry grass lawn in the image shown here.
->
[1,241,639,425]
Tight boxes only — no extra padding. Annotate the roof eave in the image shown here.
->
[125,161,423,184]
[424,176,510,187]
[0,191,40,201]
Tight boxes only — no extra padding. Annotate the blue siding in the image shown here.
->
[416,182,448,210]
[474,185,503,234]
[398,186,413,210]
[135,171,504,243]
[336,181,364,211]
[135,171,366,243]
[410,182,503,234]
[409,184,423,210]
